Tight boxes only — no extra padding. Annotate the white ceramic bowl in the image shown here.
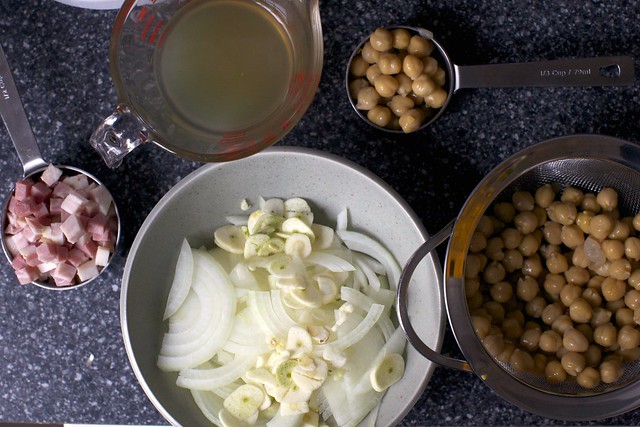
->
[120,146,445,426]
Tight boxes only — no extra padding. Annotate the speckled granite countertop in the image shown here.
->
[0,0,639,425]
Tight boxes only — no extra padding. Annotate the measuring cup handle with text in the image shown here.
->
[89,104,149,169]
[454,55,634,91]
[396,219,474,373]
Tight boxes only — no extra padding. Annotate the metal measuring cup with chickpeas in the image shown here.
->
[347,27,448,133]
[467,183,640,389]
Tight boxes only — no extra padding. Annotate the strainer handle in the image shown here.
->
[397,219,473,373]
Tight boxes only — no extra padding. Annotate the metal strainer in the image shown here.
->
[397,134,640,420]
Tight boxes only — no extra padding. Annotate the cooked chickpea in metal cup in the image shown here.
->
[346,27,448,133]
[468,184,640,389]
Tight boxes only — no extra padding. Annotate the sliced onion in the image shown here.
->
[336,230,401,289]
[177,354,257,390]
[248,291,296,338]
[304,251,356,273]
[191,389,224,426]
[314,304,384,354]
[353,253,381,292]
[163,239,194,320]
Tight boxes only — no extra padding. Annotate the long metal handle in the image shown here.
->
[396,219,473,372]
[455,55,635,91]
[0,43,47,177]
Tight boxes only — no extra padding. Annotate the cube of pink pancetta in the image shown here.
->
[77,259,99,282]
[36,242,58,263]
[14,179,32,201]
[51,262,76,284]
[63,174,89,190]
[67,247,89,267]
[94,246,111,267]
[60,214,86,244]
[52,181,74,199]
[40,164,63,187]
[88,185,114,215]
[30,181,52,204]
[15,266,40,285]
[61,192,89,215]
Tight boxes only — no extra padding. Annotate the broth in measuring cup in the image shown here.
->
[156,0,293,132]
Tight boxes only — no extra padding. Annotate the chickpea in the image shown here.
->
[510,348,535,373]
[516,275,539,302]
[576,211,594,234]
[369,27,393,52]
[502,249,523,273]
[543,221,563,245]
[616,307,634,326]
[514,211,538,235]
[539,329,563,353]
[497,341,516,363]
[484,236,505,261]
[634,307,640,325]
[518,234,540,257]
[373,75,399,97]
[600,357,624,383]
[490,281,512,303]
[617,324,640,350]
[607,298,626,313]
[590,307,612,328]
[532,205,548,226]
[625,289,640,310]
[535,184,556,208]
[506,309,525,326]
[364,64,382,85]
[618,347,640,362]
[609,258,631,280]
[601,277,627,301]
[552,314,574,335]
[422,56,438,76]
[433,67,447,86]
[564,266,590,286]
[407,35,434,58]
[544,273,566,296]
[629,269,640,290]
[395,73,413,96]
[584,344,603,367]
[482,334,505,357]
[569,298,593,324]
[349,55,368,77]
[495,202,516,223]
[577,366,601,389]
[609,220,632,240]
[633,213,640,232]
[386,95,414,117]
[589,214,614,240]
[424,88,448,109]
[355,86,380,110]
[501,228,522,250]
[471,315,492,339]
[547,201,577,226]
[576,323,594,343]
[409,91,424,106]
[484,301,506,322]
[398,109,424,133]
[525,296,547,318]
[520,328,542,352]
[502,317,523,339]
[581,287,602,308]
[560,284,582,307]
[572,244,590,268]
[483,262,506,285]
[361,42,381,63]
[561,187,584,206]
[563,328,590,352]
[546,252,569,274]
[581,193,601,213]
[366,105,392,127]
[377,53,402,75]
[392,28,411,49]
[625,237,640,261]
[561,224,584,249]
[561,351,586,376]
[593,323,617,347]
[545,359,568,384]
[411,74,436,97]
[401,54,424,80]
[349,78,370,99]
[533,353,548,375]
[601,239,625,261]
[512,191,535,211]
[467,291,484,310]
[522,256,544,277]
[476,215,494,237]
[596,187,618,212]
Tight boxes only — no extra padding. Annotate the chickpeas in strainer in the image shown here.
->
[397,135,640,421]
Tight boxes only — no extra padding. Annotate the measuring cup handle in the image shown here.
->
[397,219,473,373]
[89,104,149,169]
[0,44,47,177]
[455,56,635,90]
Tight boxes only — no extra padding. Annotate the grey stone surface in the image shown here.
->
[0,0,639,425]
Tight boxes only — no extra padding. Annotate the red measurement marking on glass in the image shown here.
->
[140,11,157,42]
[149,19,164,44]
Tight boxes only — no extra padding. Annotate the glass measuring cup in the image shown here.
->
[0,44,120,290]
[346,26,634,133]
[90,0,323,168]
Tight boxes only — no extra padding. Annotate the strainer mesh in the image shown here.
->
[482,157,640,396]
